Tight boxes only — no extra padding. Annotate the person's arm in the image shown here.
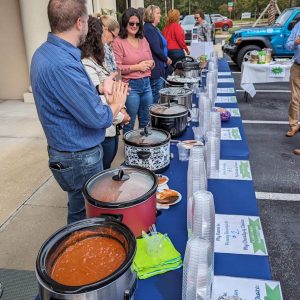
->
[48,64,113,129]
[112,38,151,74]
[144,25,168,62]
[174,23,189,54]
[83,59,109,95]
[286,23,300,50]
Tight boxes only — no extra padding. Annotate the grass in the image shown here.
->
[233,18,268,24]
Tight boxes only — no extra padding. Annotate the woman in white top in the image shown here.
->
[81,16,130,169]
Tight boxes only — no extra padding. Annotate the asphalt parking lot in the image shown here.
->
[226,56,300,300]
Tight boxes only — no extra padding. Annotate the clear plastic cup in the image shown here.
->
[177,142,190,161]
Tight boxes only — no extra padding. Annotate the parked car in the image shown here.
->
[222,7,300,68]
[180,14,215,45]
[211,15,233,31]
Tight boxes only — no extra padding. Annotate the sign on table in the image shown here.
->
[213,276,283,300]
[215,214,268,255]
[209,160,252,180]
[268,64,286,78]
[218,71,232,76]
[217,88,235,94]
[221,127,241,140]
[226,108,240,117]
[216,96,237,103]
[218,78,234,83]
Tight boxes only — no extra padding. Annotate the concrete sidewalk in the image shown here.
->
[0,100,126,272]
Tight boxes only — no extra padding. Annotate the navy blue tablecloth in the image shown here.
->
[35,58,270,300]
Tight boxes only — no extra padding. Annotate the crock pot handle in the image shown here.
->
[99,213,123,222]
[124,275,138,300]
[182,56,195,62]
[137,150,151,160]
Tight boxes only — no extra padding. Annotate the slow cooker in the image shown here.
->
[83,166,158,237]
[36,218,137,300]
[123,127,171,173]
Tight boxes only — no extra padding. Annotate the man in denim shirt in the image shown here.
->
[31,0,128,223]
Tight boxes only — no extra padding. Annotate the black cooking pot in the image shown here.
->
[150,103,189,137]
[36,218,137,300]
[174,56,200,71]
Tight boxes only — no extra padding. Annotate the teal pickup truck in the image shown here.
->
[223,7,300,68]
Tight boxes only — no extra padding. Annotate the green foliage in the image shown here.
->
[157,15,167,31]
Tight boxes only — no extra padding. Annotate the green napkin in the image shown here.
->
[133,233,182,279]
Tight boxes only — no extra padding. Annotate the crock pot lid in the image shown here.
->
[150,103,188,116]
[124,127,169,145]
[87,167,155,203]
[159,87,192,96]
[176,61,200,69]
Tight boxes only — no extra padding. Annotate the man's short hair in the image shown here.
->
[48,0,87,33]
[194,10,205,20]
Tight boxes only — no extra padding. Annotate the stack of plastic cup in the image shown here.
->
[209,111,221,138]
[198,93,211,137]
[205,130,220,177]
[187,146,207,237]
[182,237,213,300]
[191,190,215,244]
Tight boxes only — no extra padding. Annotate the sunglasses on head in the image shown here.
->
[128,22,140,27]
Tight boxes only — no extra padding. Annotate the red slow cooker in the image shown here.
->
[83,166,158,237]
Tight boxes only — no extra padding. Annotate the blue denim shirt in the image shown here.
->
[286,21,300,64]
[30,33,113,152]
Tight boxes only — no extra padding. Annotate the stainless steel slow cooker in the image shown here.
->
[36,218,137,300]
[174,56,201,78]
[150,103,189,137]
[123,127,171,173]
[83,166,158,237]
[159,87,193,110]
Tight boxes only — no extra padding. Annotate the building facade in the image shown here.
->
[0,0,144,102]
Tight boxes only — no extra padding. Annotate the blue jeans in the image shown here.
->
[102,135,119,169]
[150,77,165,104]
[168,49,185,68]
[123,77,153,133]
[48,145,103,224]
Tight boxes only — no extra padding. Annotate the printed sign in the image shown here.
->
[215,214,267,255]
[269,64,285,78]
[221,127,242,140]
[218,78,234,83]
[209,160,252,180]
[217,88,235,94]
[218,72,232,76]
[216,96,237,103]
[226,108,240,117]
[241,12,251,19]
[213,276,283,300]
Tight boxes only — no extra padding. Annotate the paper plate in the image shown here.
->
[156,189,182,206]
[157,174,169,187]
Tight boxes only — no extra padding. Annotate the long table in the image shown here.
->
[135,58,272,299]
[35,59,271,300]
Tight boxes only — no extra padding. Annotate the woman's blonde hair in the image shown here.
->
[166,9,180,25]
[144,5,159,23]
[95,14,119,32]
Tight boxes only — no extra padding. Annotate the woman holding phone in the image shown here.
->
[112,7,154,133]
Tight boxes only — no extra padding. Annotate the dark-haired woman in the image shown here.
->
[112,7,154,133]
[81,16,130,169]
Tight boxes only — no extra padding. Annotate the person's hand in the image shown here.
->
[121,110,131,125]
[102,72,118,98]
[185,49,190,55]
[167,57,172,65]
[139,61,151,72]
[295,36,300,46]
[106,81,128,110]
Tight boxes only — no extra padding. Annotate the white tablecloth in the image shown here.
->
[241,61,292,97]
